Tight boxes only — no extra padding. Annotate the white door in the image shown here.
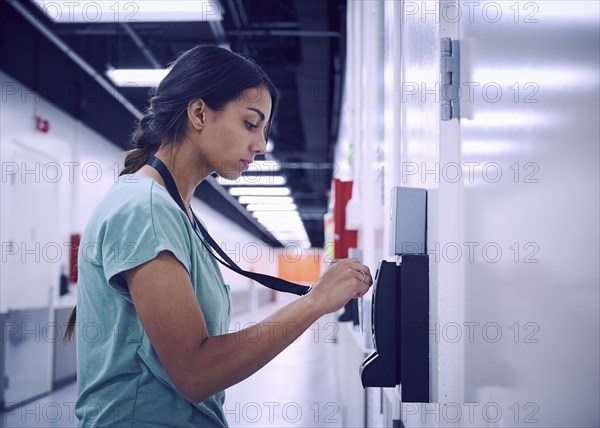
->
[458,1,599,426]
[1,140,61,405]
[3,141,61,309]
[395,1,599,427]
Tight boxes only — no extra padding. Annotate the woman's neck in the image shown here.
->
[138,144,210,207]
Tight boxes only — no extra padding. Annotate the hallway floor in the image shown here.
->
[1,295,342,427]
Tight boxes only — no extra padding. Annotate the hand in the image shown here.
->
[308,258,373,315]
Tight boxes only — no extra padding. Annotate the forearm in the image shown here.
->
[185,293,324,402]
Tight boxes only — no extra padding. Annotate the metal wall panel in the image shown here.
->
[52,308,76,389]
[458,2,599,426]
[2,308,52,409]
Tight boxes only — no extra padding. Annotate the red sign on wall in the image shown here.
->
[69,234,81,284]
[333,179,357,259]
[35,116,50,133]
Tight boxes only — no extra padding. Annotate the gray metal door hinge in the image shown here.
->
[440,37,460,120]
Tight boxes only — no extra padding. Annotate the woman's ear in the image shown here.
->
[187,99,206,131]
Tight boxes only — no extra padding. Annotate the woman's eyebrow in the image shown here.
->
[247,107,265,122]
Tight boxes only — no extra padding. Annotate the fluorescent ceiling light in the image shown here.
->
[106,68,168,87]
[246,203,297,212]
[273,231,306,238]
[263,226,306,234]
[33,1,223,23]
[254,213,304,227]
[218,176,286,186]
[238,196,293,205]
[257,222,304,230]
[253,210,300,217]
[267,227,306,235]
[229,187,291,196]
[253,212,301,222]
[257,216,304,225]
[272,228,309,237]
[257,220,305,230]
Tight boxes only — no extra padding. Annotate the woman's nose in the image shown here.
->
[252,138,267,155]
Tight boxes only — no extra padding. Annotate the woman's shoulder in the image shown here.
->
[89,174,184,229]
[110,174,178,209]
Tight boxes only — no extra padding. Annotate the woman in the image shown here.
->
[69,45,372,427]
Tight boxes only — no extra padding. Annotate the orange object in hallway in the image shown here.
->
[277,251,322,284]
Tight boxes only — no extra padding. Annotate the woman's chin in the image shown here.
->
[218,170,244,182]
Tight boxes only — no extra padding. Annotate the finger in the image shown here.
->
[360,266,374,285]
[353,270,366,283]
[355,281,370,298]
[354,267,373,285]
[353,274,371,293]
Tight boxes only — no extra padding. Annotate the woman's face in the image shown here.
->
[196,85,272,180]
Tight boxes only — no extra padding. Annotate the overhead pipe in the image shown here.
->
[120,23,163,69]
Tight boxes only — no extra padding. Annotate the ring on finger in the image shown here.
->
[359,270,366,283]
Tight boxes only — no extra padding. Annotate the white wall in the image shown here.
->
[1,71,76,311]
[0,70,276,312]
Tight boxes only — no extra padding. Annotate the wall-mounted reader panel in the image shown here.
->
[360,260,399,387]
[389,187,427,256]
[400,254,430,403]
[360,255,430,403]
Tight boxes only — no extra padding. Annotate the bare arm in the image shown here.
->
[124,251,372,403]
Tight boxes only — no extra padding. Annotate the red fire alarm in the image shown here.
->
[35,116,50,133]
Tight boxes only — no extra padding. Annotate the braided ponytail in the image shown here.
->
[120,112,161,176]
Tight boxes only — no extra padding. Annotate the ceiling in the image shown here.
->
[0,0,347,248]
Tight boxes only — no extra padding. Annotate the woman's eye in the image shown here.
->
[244,121,257,130]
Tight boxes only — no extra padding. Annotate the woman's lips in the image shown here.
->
[240,159,252,169]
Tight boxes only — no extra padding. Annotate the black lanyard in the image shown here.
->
[146,156,312,296]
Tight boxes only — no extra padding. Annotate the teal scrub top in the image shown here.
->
[75,174,232,427]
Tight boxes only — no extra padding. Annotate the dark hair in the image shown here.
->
[120,44,279,175]
[63,45,279,341]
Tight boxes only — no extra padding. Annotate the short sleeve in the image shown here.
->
[100,183,193,301]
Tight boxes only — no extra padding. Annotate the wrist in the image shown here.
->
[302,288,327,319]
